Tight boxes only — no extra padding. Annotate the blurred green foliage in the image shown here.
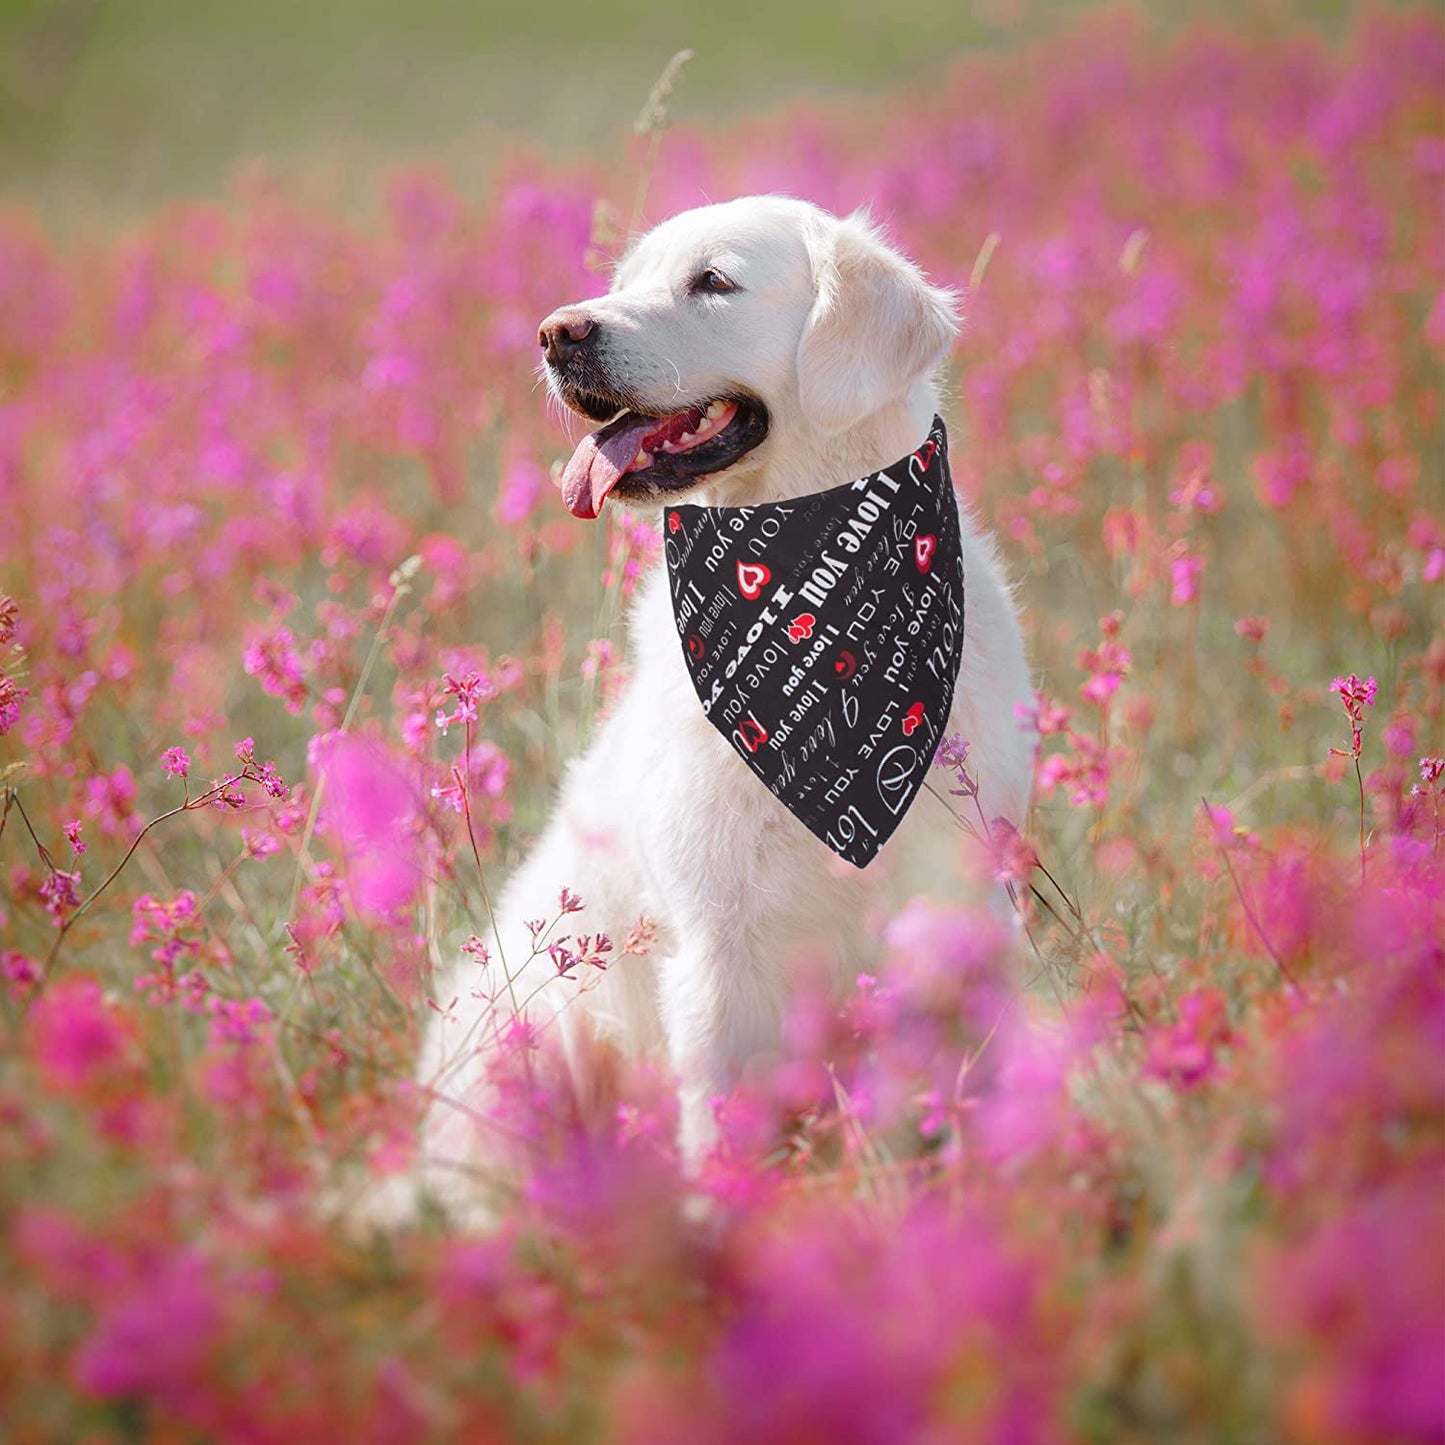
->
[0,0,1389,222]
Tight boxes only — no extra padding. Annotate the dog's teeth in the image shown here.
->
[633,448,652,468]
[706,400,725,419]
[678,431,696,444]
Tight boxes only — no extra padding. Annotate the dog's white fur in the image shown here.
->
[411,197,1034,1213]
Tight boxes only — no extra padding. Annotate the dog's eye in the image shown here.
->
[689,267,738,297]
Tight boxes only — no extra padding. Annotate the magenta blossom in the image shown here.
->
[29,979,130,1089]
[319,734,424,922]
[1329,672,1378,760]
[1143,988,1232,1089]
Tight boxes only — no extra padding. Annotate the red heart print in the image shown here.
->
[901,701,925,737]
[667,511,682,534]
[914,534,936,573]
[736,560,771,600]
[912,440,937,468]
[686,634,705,660]
[833,650,857,679]
[787,612,816,643]
[736,718,769,753]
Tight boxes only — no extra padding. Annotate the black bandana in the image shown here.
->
[663,416,964,867]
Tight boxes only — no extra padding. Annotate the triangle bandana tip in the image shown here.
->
[664,417,965,867]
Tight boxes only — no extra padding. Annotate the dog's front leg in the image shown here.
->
[646,794,864,1166]
[657,913,790,1164]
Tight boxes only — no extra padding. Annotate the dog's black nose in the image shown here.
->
[538,309,596,367]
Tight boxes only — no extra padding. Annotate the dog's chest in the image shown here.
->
[589,559,996,935]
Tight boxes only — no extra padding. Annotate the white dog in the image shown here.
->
[411,196,1033,1214]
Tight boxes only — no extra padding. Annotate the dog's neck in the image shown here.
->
[695,382,940,508]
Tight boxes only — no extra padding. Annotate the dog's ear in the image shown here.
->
[796,210,959,436]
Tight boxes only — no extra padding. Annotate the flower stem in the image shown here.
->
[1354,755,1366,886]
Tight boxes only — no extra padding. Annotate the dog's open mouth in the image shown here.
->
[559,393,769,519]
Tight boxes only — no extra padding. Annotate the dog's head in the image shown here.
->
[539,196,958,518]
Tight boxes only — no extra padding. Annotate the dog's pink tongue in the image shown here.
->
[560,417,654,519]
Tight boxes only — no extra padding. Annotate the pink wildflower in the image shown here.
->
[434,669,497,736]
[74,1250,222,1402]
[1169,549,1205,605]
[430,771,465,813]
[497,458,545,526]
[988,816,1040,885]
[1201,801,1258,851]
[234,736,288,798]
[130,891,206,1004]
[1016,693,1071,735]
[0,673,26,736]
[1143,988,1231,1089]
[1077,616,1131,706]
[935,733,980,804]
[548,933,612,979]
[83,765,142,836]
[1037,732,1112,808]
[1329,673,1378,760]
[581,638,614,681]
[3,950,40,997]
[39,868,81,922]
[206,995,273,1047]
[1168,447,1224,513]
[242,624,308,712]
[936,733,971,772]
[241,826,281,858]
[29,979,129,1089]
[321,735,422,921]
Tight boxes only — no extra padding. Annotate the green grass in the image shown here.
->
[0,0,1390,226]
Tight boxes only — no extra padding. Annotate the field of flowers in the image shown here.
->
[2,10,1443,1442]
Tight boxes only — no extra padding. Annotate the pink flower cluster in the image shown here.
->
[1330,671,1378,760]
[0,595,27,736]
